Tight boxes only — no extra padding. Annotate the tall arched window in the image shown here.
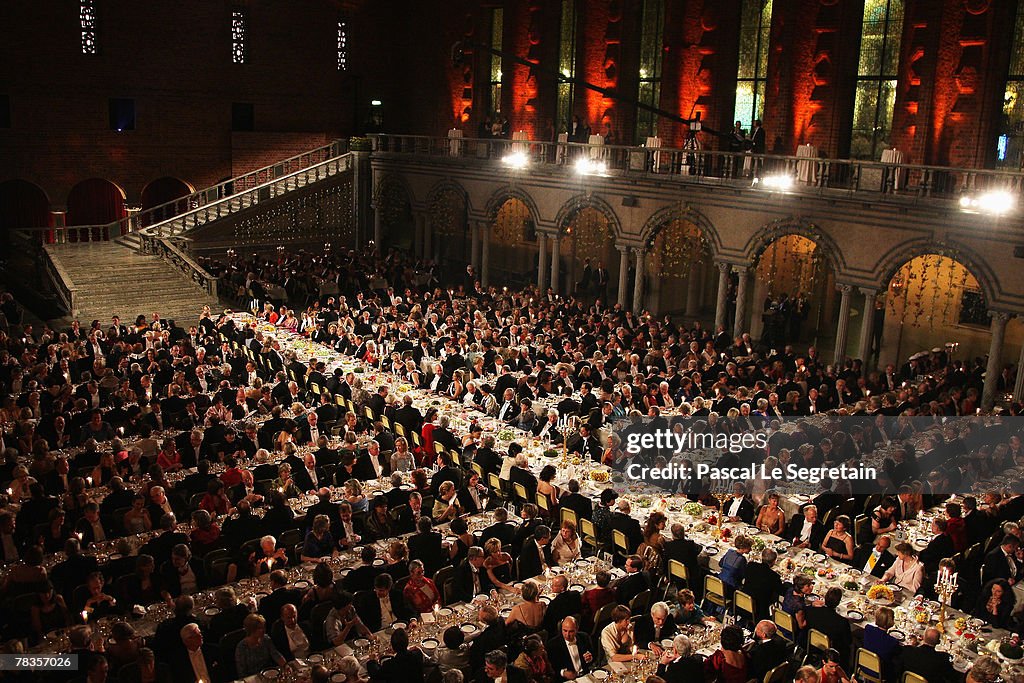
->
[635,0,665,142]
[556,0,577,132]
[734,0,773,131]
[80,0,97,55]
[489,9,504,116]
[997,6,1024,168]
[850,0,904,160]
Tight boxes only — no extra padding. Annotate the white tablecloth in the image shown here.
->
[447,128,464,157]
[881,148,906,190]
[512,130,529,154]
[796,144,817,184]
[557,132,569,164]
[587,134,605,160]
[647,136,664,172]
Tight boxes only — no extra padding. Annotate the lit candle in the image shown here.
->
[86,476,93,486]
[80,610,88,623]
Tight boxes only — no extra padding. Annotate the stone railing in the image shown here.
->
[40,245,79,315]
[141,236,219,299]
[369,134,1024,205]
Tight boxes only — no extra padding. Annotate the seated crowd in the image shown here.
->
[0,243,1020,683]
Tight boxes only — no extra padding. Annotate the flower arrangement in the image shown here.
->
[682,502,705,517]
[867,584,894,603]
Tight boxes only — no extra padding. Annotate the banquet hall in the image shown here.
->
[3,2,1024,683]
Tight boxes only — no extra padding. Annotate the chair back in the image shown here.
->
[772,607,795,642]
[807,628,831,656]
[514,482,529,503]
[434,565,456,604]
[854,648,883,683]
[560,508,578,527]
[901,673,928,683]
[703,575,727,609]
[668,559,689,585]
[629,589,652,615]
[309,602,334,650]
[591,602,618,638]
[764,662,791,683]
[854,515,871,545]
[535,492,551,512]
[613,529,630,554]
[219,628,246,681]
[734,590,756,619]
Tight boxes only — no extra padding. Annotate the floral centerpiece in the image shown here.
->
[683,502,705,517]
[867,584,894,604]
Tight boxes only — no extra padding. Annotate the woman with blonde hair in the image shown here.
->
[505,580,545,631]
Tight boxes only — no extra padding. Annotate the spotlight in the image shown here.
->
[960,190,1015,215]
[502,151,529,169]
[574,157,607,175]
[754,174,794,191]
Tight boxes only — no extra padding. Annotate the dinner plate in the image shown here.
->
[705,547,720,556]
[539,595,551,604]
[437,608,453,616]
[332,674,347,682]
[499,608,512,618]
[746,527,761,535]
[570,584,585,593]
[421,638,439,649]
[661,639,674,649]
[354,639,370,648]
[263,669,281,679]
[392,622,407,630]
[888,630,905,642]
[373,559,386,567]
[845,610,864,622]
[461,623,479,634]
[813,554,827,562]
[308,654,325,664]
[204,607,220,616]
[294,580,310,589]
[255,592,270,601]
[593,670,609,680]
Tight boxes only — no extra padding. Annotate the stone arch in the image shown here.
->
[427,181,468,263]
[742,217,844,275]
[553,193,624,240]
[0,180,50,234]
[483,185,541,227]
[425,179,469,213]
[875,238,998,308]
[140,177,195,226]
[67,178,127,226]
[372,174,414,250]
[638,204,722,258]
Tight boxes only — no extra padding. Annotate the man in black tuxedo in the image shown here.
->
[982,535,1022,584]
[354,440,391,481]
[407,516,446,577]
[270,604,313,661]
[614,555,651,605]
[496,388,520,423]
[393,395,423,438]
[509,453,539,502]
[367,628,426,683]
[175,622,220,683]
[745,620,791,683]
[559,480,593,521]
[547,616,595,682]
[722,483,755,524]
[663,524,702,595]
[611,500,643,553]
[786,504,826,551]
[919,517,956,575]
[804,587,852,664]
[257,571,303,624]
[469,605,507,674]
[452,546,492,603]
[51,538,99,603]
[852,535,897,578]
[742,549,785,621]
[343,546,381,594]
[902,628,958,683]
[474,437,501,477]
[479,507,517,547]
[354,574,414,632]
[518,525,553,579]
[633,601,678,651]
[457,471,488,514]
[542,575,583,635]
[477,649,528,683]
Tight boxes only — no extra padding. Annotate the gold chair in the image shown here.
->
[853,648,883,683]
[772,607,795,642]
[803,629,831,665]
[703,575,727,611]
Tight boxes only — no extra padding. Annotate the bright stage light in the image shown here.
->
[960,190,1015,215]
[501,151,529,169]
[754,174,794,191]
[574,157,607,175]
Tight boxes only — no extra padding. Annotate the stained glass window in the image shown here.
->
[231,10,247,65]
[997,6,1024,168]
[80,0,97,55]
[734,0,772,131]
[337,18,348,71]
[556,0,576,132]
[636,0,665,142]
[489,9,503,116]
[850,0,904,160]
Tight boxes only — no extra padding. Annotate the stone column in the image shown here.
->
[537,233,548,292]
[373,204,383,249]
[423,217,433,261]
[714,262,730,332]
[480,221,491,288]
[617,247,630,307]
[470,221,480,271]
[632,248,646,312]
[857,288,877,366]
[412,213,422,259]
[833,284,853,364]
[685,260,701,318]
[550,235,561,296]
[1014,335,1024,404]
[982,312,1011,412]
[732,266,750,337]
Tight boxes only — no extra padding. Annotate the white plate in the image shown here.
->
[204,607,220,616]
[354,638,370,648]
[888,630,905,642]
[846,610,864,622]
[539,596,551,604]
[593,671,609,680]
[332,674,347,682]
[421,638,439,649]
[813,554,827,562]
[392,621,407,630]
[461,623,479,634]
[661,639,674,649]
[570,584,585,593]
[263,669,280,679]
[437,608,453,616]
[308,654,324,664]
[373,559,385,566]
[294,580,310,589]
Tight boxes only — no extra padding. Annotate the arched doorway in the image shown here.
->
[490,197,537,282]
[376,178,414,253]
[645,218,712,316]
[561,206,618,301]
[751,234,833,347]
[67,178,127,241]
[0,180,49,245]
[427,185,467,266]
[140,177,194,226]
[881,254,1016,366]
